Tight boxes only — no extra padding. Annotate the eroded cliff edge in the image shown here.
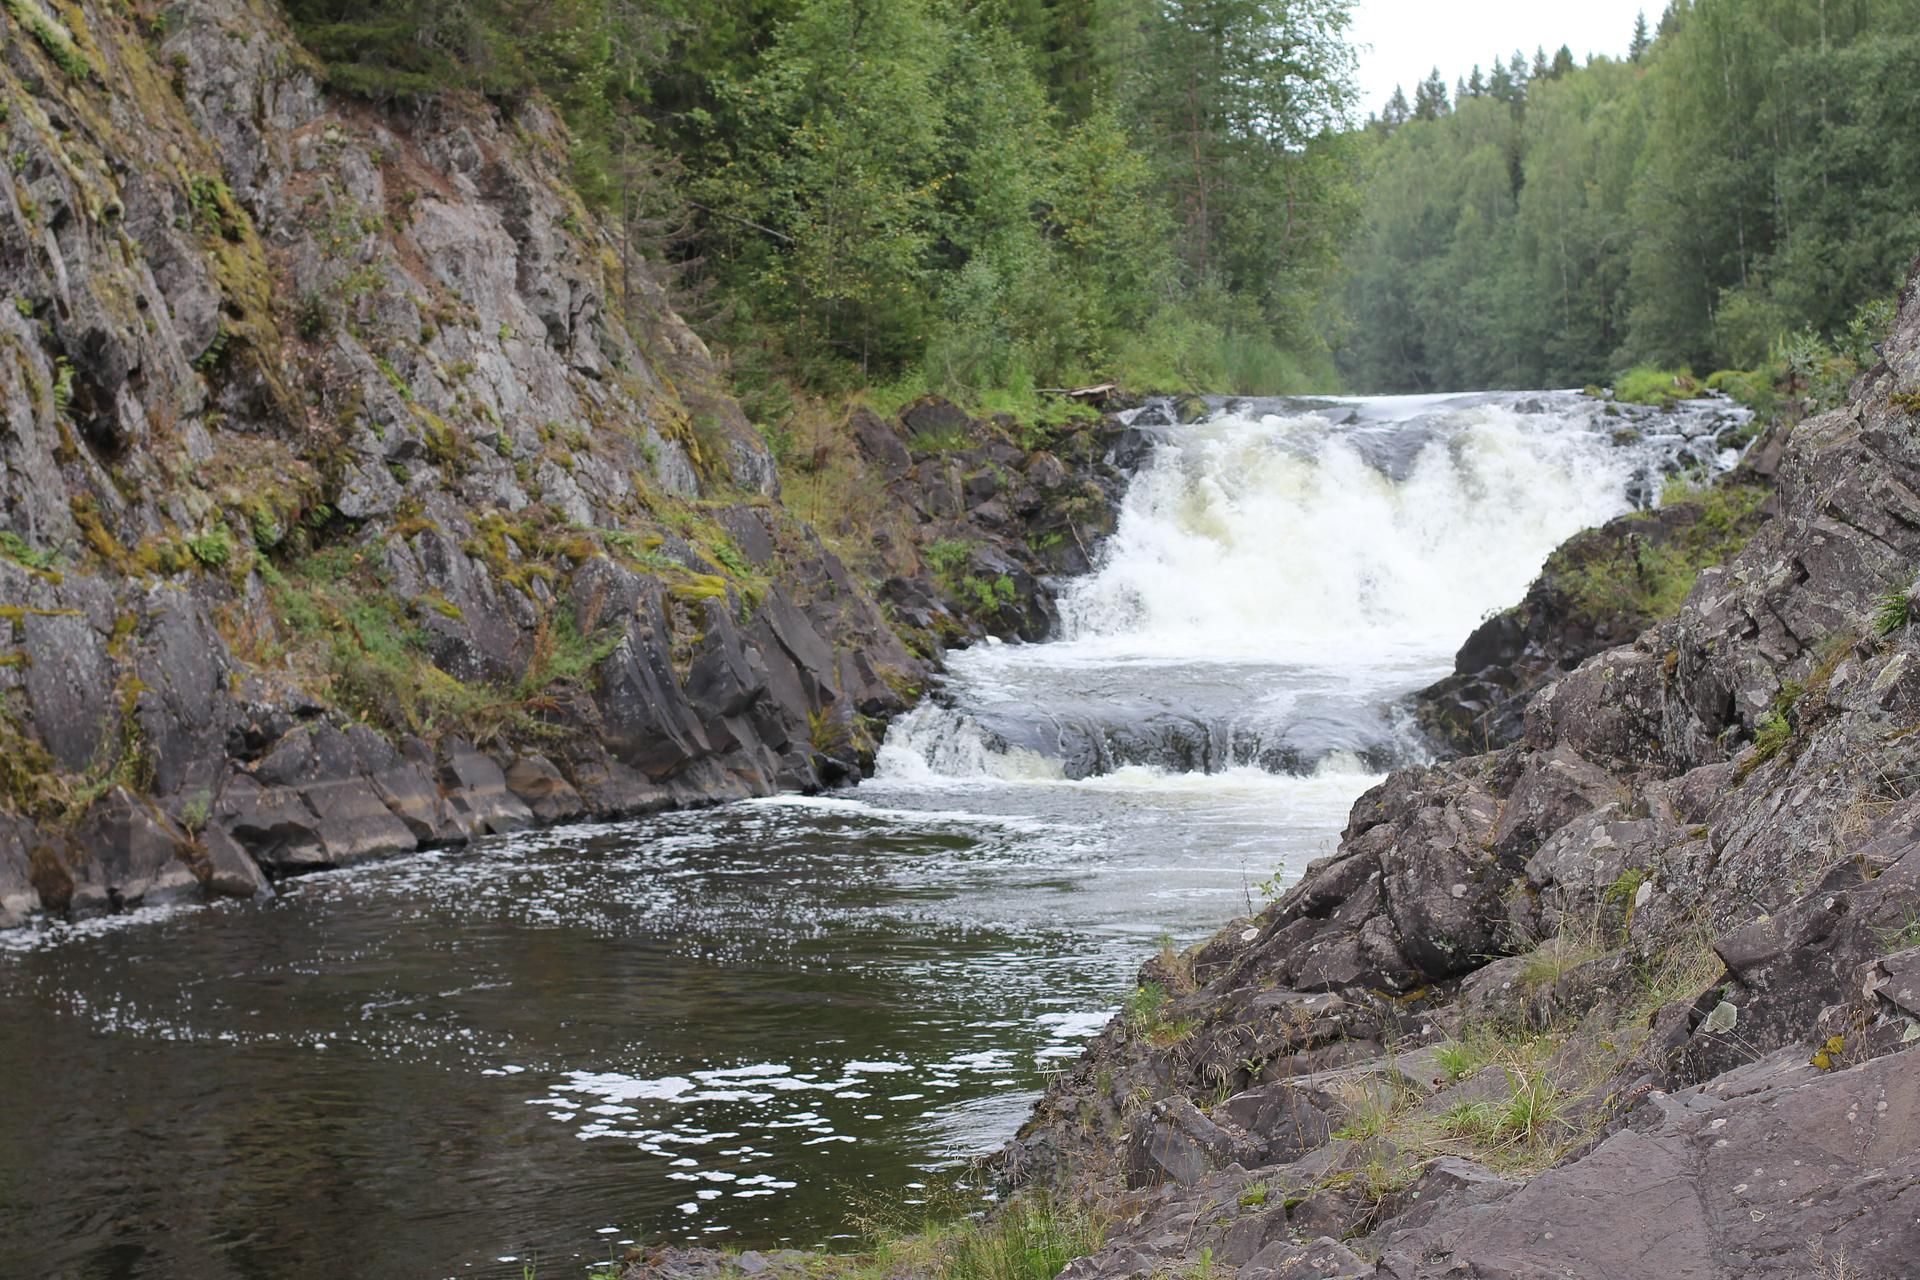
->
[0,0,1133,926]
[982,262,1920,1278]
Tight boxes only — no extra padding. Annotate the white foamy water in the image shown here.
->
[1059,399,1635,659]
[876,390,1737,789]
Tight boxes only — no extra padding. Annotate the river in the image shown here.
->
[0,392,1743,1279]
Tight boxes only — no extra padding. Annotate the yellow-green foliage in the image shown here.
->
[1123,981,1194,1045]
[261,545,623,746]
[820,1197,1105,1280]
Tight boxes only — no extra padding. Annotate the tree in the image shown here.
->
[1487,57,1517,106]
[1382,83,1411,126]
[1121,0,1358,342]
[1629,10,1651,61]
[1413,67,1450,120]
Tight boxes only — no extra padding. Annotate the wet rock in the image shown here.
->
[438,742,535,836]
[0,818,39,928]
[504,755,585,825]
[68,787,201,915]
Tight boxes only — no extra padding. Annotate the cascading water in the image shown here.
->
[877,390,1744,785]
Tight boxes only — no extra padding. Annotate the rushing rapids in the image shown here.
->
[880,390,1746,785]
[0,392,1746,1280]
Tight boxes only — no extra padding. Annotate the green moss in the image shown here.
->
[1557,482,1769,624]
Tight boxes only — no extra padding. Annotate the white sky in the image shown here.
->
[1348,0,1653,117]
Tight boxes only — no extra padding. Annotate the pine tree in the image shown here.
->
[1549,44,1576,78]
[1487,56,1517,106]
[1382,83,1411,126]
[1629,10,1651,61]
[1413,66,1450,120]
[1467,64,1486,97]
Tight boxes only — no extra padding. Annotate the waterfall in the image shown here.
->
[877,390,1746,784]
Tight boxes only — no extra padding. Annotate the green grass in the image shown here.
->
[1436,1063,1574,1153]
[1330,1079,1407,1141]
[1517,933,1607,991]
[1432,1039,1490,1084]
[1610,366,1699,406]
[1123,981,1194,1046]
[825,1197,1105,1280]
[1875,911,1920,954]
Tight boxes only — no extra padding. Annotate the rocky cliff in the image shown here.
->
[0,0,1135,929]
[991,262,1920,1277]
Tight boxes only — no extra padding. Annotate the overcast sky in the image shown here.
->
[1348,0,1654,117]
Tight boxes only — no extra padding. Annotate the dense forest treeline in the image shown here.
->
[285,0,1359,418]
[1343,0,1920,395]
[284,0,1920,411]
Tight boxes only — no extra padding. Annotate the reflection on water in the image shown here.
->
[0,778,1362,1280]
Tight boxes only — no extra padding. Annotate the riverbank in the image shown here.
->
[0,0,1150,932]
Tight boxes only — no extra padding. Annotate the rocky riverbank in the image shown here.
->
[0,0,1136,928]
[983,262,1920,1277]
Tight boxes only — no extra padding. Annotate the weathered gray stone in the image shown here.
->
[504,755,585,825]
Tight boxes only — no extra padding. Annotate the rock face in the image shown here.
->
[994,257,1920,1279]
[1414,455,1779,756]
[0,0,1131,928]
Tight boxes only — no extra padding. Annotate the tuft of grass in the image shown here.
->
[1874,910,1920,955]
[1747,708,1793,770]
[1518,934,1605,991]
[1437,1068,1569,1150]
[1123,982,1193,1046]
[1432,1039,1489,1084]
[1330,1078,1408,1141]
